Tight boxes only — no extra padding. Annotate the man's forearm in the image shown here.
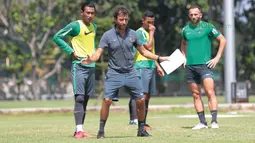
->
[53,34,73,55]
[141,49,159,61]
[155,61,161,69]
[89,48,104,62]
[216,39,227,58]
[181,39,187,57]
[143,31,154,51]
[147,32,154,50]
[90,52,101,62]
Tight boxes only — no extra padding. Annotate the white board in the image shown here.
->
[160,49,186,74]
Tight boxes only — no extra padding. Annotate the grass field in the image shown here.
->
[1,96,255,143]
[0,110,255,143]
[0,96,255,109]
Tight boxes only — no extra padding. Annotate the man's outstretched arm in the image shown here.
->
[81,48,104,64]
[136,45,168,62]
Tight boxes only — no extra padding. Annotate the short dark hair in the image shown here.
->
[189,5,202,13]
[80,2,96,11]
[143,11,154,18]
[113,6,129,19]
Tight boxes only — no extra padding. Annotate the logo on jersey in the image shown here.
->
[212,28,218,34]
[84,31,93,35]
[128,36,135,42]
[198,30,201,34]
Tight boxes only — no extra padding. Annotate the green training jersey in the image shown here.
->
[134,27,156,69]
[181,21,220,65]
[53,20,97,67]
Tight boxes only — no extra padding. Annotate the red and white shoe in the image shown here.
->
[73,131,93,138]
[73,131,84,138]
[83,132,93,137]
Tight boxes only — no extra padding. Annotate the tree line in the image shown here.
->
[0,0,254,100]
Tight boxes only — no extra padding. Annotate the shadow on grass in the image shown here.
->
[105,135,136,139]
[69,136,134,139]
[181,126,193,129]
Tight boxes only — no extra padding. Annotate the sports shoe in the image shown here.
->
[137,129,151,137]
[97,131,105,139]
[211,122,219,129]
[83,132,93,137]
[73,131,92,138]
[73,131,84,138]
[192,123,208,130]
[144,124,152,130]
[129,120,138,125]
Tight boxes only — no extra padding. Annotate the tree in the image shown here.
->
[235,0,255,81]
[0,0,84,100]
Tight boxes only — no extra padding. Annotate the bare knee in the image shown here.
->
[103,98,113,106]
[192,91,201,101]
[144,94,151,100]
[205,89,215,100]
[136,98,145,104]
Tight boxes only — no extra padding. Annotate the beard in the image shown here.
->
[117,24,126,30]
[191,18,201,24]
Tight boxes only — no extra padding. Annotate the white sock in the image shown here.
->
[76,124,83,132]
[134,119,138,123]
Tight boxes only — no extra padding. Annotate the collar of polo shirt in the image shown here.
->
[114,24,130,35]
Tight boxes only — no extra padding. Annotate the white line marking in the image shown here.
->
[151,114,253,119]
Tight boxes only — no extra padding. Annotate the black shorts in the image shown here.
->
[186,64,213,85]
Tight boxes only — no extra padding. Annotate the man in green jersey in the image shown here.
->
[53,2,97,138]
[129,11,164,130]
[181,5,226,130]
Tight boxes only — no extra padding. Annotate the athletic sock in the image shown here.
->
[197,111,207,125]
[99,119,106,132]
[144,99,149,124]
[211,110,218,123]
[74,99,84,127]
[82,95,90,124]
[76,124,83,132]
[138,121,145,130]
[129,99,137,120]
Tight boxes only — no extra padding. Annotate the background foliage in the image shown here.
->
[0,0,254,100]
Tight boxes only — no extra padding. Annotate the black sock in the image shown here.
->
[82,95,90,124]
[197,111,207,125]
[211,110,218,123]
[74,95,85,125]
[99,119,106,132]
[138,121,145,130]
[129,99,132,120]
[129,99,137,120]
[144,99,149,124]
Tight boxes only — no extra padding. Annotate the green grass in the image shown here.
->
[0,110,255,143]
[1,96,254,142]
[0,96,255,109]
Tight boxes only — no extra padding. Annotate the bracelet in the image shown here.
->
[157,55,160,63]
